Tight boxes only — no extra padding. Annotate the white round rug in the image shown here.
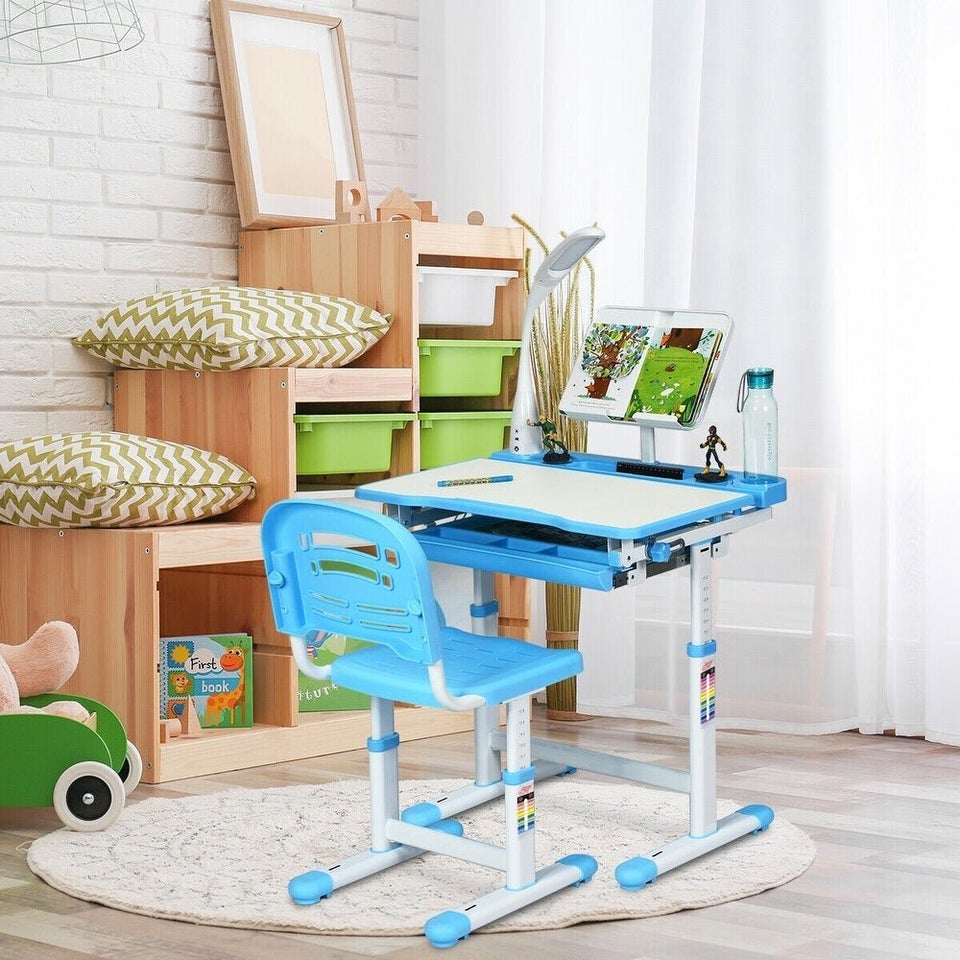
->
[27,777,814,937]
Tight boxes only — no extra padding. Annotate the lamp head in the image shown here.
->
[509,225,606,458]
[531,226,606,288]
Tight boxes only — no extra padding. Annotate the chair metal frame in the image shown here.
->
[262,499,596,948]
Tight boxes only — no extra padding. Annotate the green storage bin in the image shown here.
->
[418,339,521,397]
[419,411,512,468]
[294,413,414,475]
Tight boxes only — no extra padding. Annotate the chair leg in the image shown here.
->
[368,696,400,852]
[423,696,598,948]
[503,695,536,890]
[400,703,503,829]
[402,702,576,828]
[288,697,426,905]
[474,702,503,786]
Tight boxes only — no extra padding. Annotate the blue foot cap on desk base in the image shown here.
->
[615,856,658,890]
[739,803,775,833]
[425,910,472,949]
[288,869,334,905]
[402,801,443,826]
[558,853,599,885]
[430,818,465,837]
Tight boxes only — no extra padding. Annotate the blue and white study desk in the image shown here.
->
[356,450,788,889]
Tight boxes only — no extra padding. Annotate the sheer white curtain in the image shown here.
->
[418,0,960,744]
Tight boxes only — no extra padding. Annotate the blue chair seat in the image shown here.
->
[332,626,582,708]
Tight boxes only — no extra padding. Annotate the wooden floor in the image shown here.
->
[2,709,959,960]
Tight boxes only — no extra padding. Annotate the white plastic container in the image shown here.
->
[417,267,518,326]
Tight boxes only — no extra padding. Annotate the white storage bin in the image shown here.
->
[417,267,518,326]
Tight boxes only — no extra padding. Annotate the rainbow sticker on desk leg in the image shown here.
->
[516,782,535,833]
[700,661,716,724]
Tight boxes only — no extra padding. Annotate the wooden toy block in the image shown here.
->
[467,210,485,225]
[335,180,371,224]
[415,200,439,222]
[159,718,181,742]
[377,187,422,222]
[180,697,202,738]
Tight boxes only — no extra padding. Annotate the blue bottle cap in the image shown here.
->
[746,367,774,389]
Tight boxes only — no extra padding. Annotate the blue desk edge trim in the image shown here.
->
[490,450,788,509]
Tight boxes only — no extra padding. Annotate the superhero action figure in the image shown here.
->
[697,424,728,481]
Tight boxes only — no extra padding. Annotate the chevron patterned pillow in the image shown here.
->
[0,432,256,528]
[72,286,391,371]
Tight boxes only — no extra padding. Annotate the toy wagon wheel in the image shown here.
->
[53,761,125,832]
[117,741,142,796]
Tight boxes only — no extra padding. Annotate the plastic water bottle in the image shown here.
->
[738,367,778,482]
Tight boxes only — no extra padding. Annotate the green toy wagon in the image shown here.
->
[0,693,141,831]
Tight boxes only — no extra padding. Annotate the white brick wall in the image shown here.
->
[0,0,418,439]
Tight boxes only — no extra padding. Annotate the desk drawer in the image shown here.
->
[414,515,622,591]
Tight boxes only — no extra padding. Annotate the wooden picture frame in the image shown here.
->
[210,0,365,229]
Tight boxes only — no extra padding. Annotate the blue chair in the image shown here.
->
[261,500,596,948]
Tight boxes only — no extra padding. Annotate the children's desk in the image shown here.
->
[356,450,787,889]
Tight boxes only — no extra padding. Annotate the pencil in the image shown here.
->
[436,474,514,487]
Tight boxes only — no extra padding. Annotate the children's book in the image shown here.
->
[559,307,732,430]
[298,634,371,712]
[160,633,254,729]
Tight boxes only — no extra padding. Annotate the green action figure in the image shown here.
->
[528,417,571,463]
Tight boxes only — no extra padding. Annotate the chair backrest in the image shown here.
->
[261,500,444,666]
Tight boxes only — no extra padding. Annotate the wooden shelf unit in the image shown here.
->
[0,220,529,784]
[113,219,528,520]
[0,522,473,783]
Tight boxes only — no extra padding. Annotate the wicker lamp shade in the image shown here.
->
[0,1,144,64]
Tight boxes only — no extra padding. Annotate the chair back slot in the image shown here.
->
[263,501,444,666]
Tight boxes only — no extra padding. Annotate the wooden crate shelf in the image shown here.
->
[0,220,529,785]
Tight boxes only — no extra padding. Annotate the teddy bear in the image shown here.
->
[0,621,92,722]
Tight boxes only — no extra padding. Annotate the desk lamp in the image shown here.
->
[508,225,606,457]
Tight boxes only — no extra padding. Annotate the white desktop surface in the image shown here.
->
[357,458,752,541]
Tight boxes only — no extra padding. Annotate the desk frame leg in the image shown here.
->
[407,554,774,891]
[614,543,774,890]
[688,542,717,838]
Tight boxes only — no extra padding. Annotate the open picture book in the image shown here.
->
[559,306,732,430]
